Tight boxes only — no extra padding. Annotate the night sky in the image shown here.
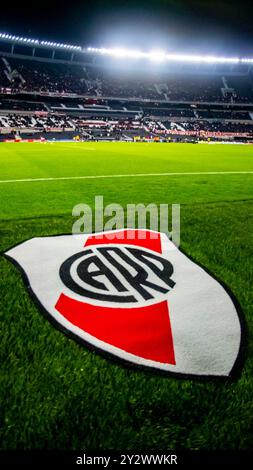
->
[0,0,253,55]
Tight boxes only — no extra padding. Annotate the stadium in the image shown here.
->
[0,2,252,465]
[0,34,253,143]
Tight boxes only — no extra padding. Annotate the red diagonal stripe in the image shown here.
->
[84,230,162,253]
[55,294,175,365]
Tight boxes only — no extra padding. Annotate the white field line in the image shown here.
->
[59,145,96,151]
[0,171,253,184]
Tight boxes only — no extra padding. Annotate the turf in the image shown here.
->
[0,142,252,450]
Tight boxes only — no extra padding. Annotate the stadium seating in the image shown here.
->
[1,56,253,102]
[0,99,47,111]
[4,57,88,94]
[0,53,253,141]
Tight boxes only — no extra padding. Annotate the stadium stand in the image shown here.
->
[2,55,253,103]
[0,38,253,142]
[0,99,47,111]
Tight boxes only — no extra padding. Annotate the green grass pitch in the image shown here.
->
[0,141,252,450]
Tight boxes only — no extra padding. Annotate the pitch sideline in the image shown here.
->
[0,171,253,184]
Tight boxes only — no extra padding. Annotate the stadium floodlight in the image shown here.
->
[0,32,29,42]
[85,47,246,64]
[149,50,167,62]
[108,48,129,58]
[241,58,253,63]
[40,39,81,50]
[164,54,240,63]
[0,32,253,62]
[98,47,146,59]
[127,50,146,59]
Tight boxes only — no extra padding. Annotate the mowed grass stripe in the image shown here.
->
[0,141,253,450]
[1,170,253,184]
[1,201,252,450]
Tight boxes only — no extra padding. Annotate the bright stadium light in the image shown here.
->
[0,32,81,51]
[164,53,240,63]
[126,49,146,59]
[85,47,246,64]
[241,58,253,63]
[149,50,167,62]
[109,48,129,58]
[0,32,253,62]
[100,48,146,59]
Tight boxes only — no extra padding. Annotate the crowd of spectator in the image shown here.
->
[0,99,46,111]
[0,55,253,140]
[2,58,88,94]
[1,112,252,139]
[1,56,253,103]
[168,120,253,134]
[0,114,75,130]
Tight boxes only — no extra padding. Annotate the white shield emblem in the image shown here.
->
[4,229,244,378]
